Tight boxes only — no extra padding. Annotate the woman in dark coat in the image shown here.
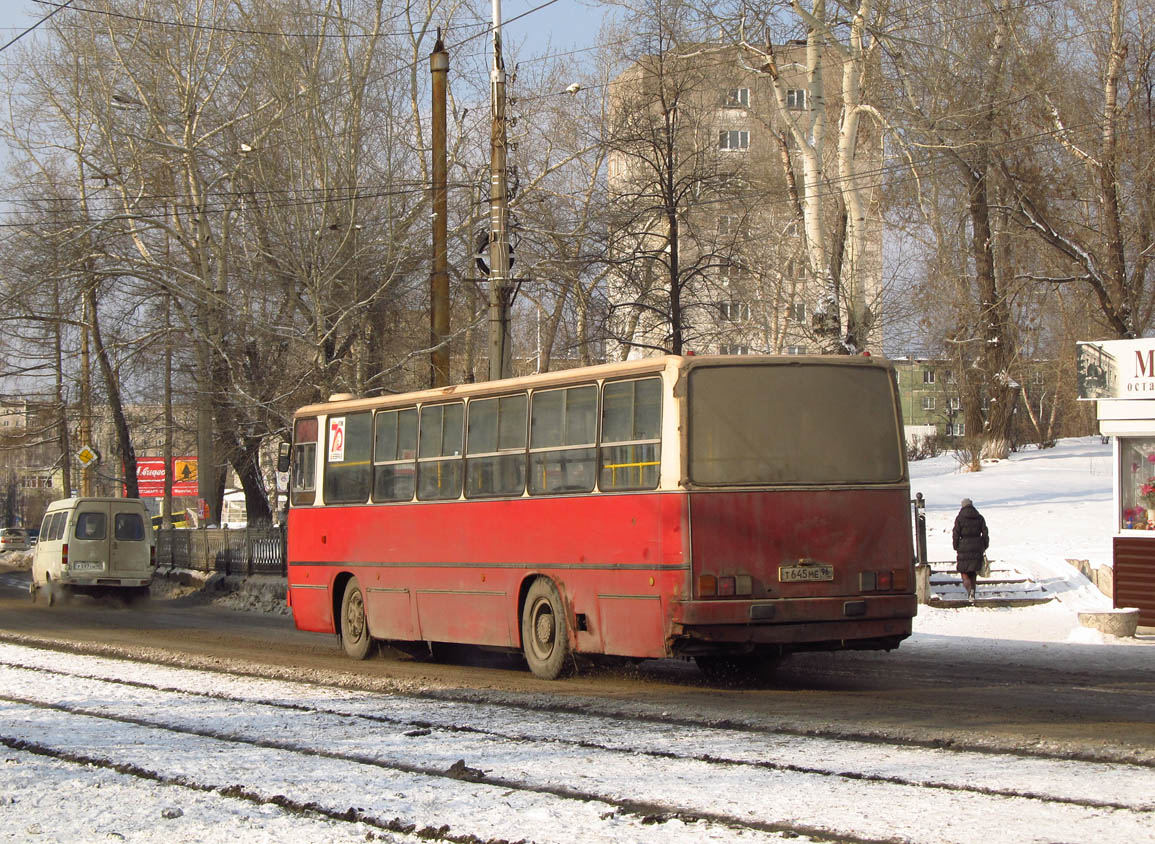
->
[952,498,989,602]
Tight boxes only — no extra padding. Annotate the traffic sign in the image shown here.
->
[77,445,99,467]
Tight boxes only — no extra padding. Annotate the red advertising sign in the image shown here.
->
[134,457,198,498]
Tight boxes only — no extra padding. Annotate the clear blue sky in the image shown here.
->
[0,1,605,52]
[502,0,605,50]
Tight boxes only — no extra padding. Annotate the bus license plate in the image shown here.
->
[779,564,834,583]
[71,561,103,572]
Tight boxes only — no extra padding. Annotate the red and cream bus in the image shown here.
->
[283,355,916,679]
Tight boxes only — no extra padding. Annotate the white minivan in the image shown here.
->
[31,498,155,605]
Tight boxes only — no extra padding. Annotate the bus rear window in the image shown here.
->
[688,364,903,485]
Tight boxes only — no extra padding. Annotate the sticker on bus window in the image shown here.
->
[328,417,346,462]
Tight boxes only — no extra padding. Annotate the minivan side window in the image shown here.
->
[115,513,145,541]
[75,512,107,540]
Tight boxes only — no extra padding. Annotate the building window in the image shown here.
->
[785,345,807,355]
[944,369,956,384]
[1033,371,1045,385]
[949,397,961,410]
[922,396,935,411]
[718,300,751,321]
[950,422,965,437]
[719,344,751,355]
[923,369,935,384]
[788,301,806,322]
[718,129,749,151]
[723,87,749,108]
[786,88,807,110]
[718,215,737,236]
[719,261,745,285]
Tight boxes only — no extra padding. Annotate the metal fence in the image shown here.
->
[154,526,286,576]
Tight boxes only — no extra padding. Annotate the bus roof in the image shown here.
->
[294,353,892,417]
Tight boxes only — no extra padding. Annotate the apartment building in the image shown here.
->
[606,41,883,358]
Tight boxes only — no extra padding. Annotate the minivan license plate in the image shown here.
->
[779,564,834,583]
[72,561,103,572]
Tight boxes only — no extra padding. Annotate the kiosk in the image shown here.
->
[1079,339,1155,626]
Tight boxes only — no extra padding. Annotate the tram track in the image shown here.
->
[1,642,1153,844]
[2,654,1152,813]
[2,628,1152,769]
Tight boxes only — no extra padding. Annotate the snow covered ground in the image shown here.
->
[908,436,1149,645]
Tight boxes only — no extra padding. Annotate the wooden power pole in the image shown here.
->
[430,34,451,388]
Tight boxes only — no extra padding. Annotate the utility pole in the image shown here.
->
[487,0,513,381]
[430,34,451,388]
[79,298,92,497]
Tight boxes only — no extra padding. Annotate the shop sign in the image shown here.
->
[1076,339,1155,399]
[133,457,199,497]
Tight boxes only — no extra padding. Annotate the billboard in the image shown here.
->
[1075,339,1155,400]
[134,457,198,497]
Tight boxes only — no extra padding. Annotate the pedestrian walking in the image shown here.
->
[952,498,989,603]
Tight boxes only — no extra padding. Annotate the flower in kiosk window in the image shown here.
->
[1141,478,1155,508]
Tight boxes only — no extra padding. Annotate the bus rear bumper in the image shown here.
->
[670,595,915,651]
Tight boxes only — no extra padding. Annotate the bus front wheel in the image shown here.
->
[521,578,572,680]
[339,577,374,660]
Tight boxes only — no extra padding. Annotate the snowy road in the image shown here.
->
[2,642,1153,844]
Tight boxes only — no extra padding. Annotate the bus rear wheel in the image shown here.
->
[521,577,571,680]
[339,577,374,660]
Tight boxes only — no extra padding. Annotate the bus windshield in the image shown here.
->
[688,363,904,485]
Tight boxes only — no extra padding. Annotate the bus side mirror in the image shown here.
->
[276,442,291,474]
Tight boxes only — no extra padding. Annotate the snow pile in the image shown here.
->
[0,550,33,570]
[211,576,290,616]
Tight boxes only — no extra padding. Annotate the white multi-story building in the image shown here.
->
[606,41,883,358]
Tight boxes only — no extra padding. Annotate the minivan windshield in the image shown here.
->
[688,363,904,485]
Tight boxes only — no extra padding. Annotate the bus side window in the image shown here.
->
[417,402,464,500]
[373,408,417,502]
[529,385,597,495]
[291,417,319,506]
[466,394,527,498]
[324,412,372,504]
[600,378,662,491]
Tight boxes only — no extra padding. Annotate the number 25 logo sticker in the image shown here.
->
[328,417,346,462]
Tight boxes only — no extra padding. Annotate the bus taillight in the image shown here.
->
[861,569,911,592]
[700,574,753,598]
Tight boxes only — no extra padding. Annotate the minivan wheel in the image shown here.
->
[37,579,56,608]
